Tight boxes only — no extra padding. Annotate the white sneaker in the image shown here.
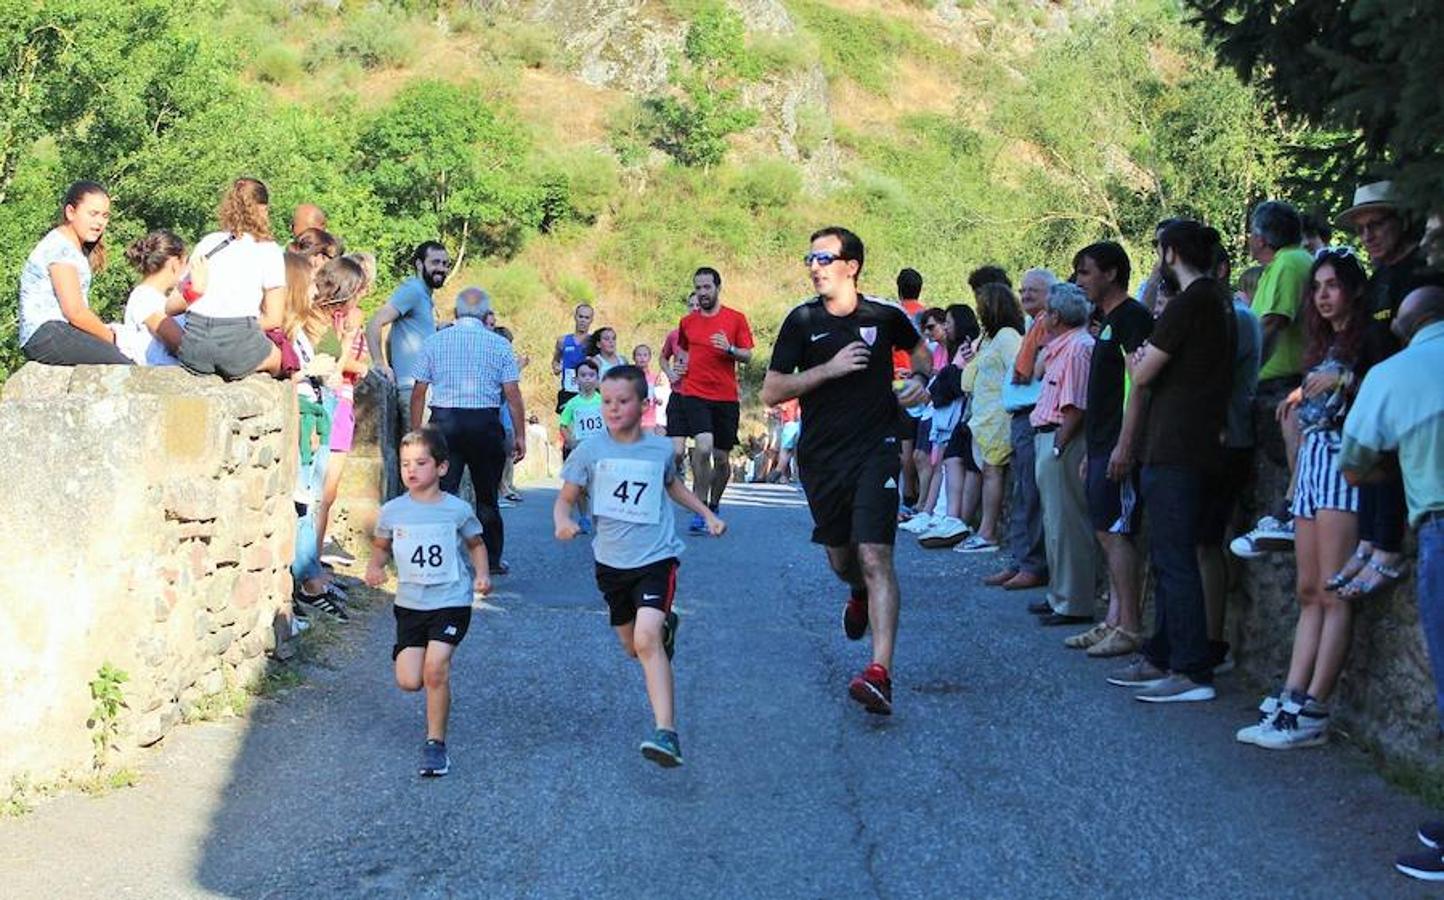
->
[899,513,936,534]
[1254,697,1329,750]
[1235,693,1282,745]
[918,516,970,548]
[1229,515,1295,559]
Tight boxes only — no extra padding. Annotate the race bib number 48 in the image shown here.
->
[594,458,664,524]
[393,522,459,585]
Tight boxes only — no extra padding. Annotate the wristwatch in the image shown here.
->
[1051,444,1062,459]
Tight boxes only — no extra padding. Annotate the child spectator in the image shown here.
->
[365,427,491,777]
[118,230,188,366]
[553,365,724,767]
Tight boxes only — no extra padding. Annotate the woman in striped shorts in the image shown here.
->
[1238,249,1383,751]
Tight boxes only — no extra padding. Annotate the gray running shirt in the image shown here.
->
[561,432,685,570]
[375,493,482,610]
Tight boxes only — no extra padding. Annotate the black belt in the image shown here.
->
[1036,424,1059,434]
[1422,510,1444,526]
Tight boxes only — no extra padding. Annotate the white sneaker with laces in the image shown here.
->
[899,513,936,534]
[918,516,970,546]
[1254,697,1329,749]
[1235,693,1282,745]
[1230,515,1295,559]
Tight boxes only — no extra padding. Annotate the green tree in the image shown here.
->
[1185,0,1444,211]
[353,80,542,267]
[642,4,759,168]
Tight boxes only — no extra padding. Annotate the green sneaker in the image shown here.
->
[662,611,679,661]
[640,728,683,768]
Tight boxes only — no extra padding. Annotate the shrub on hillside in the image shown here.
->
[731,160,801,213]
[307,8,419,72]
[253,45,303,85]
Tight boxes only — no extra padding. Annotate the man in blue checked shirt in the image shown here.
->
[411,287,527,574]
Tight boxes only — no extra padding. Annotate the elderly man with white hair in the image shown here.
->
[410,287,527,574]
[1028,282,1100,626]
[986,267,1057,591]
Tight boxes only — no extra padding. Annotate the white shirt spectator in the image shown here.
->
[116,285,183,366]
[188,232,285,319]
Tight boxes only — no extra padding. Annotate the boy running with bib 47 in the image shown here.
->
[365,428,491,777]
[554,365,724,767]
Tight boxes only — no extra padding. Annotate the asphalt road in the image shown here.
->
[1,481,1434,898]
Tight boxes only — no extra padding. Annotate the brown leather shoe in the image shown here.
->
[982,568,1019,587]
[1002,571,1047,591]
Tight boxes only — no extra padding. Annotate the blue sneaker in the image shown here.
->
[577,515,592,534]
[687,513,707,535]
[419,739,449,777]
[640,729,683,767]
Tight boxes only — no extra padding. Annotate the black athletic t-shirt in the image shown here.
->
[1085,297,1154,455]
[1365,247,1428,359]
[1140,277,1234,468]
[768,295,920,473]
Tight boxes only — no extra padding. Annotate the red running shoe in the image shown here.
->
[849,663,892,715]
[843,593,869,641]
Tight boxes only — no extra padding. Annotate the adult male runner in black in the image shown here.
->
[760,226,929,715]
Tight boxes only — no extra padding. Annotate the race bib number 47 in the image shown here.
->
[594,458,664,524]
[393,522,459,586]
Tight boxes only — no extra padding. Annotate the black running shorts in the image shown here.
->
[801,442,902,547]
[665,394,740,451]
[393,605,472,659]
[595,557,679,627]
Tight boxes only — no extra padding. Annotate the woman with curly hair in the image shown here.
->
[178,177,287,379]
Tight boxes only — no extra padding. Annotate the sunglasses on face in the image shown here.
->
[803,251,848,267]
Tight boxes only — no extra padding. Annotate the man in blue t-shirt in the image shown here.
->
[366,241,452,497]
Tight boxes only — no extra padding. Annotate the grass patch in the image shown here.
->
[785,0,948,93]
[76,768,140,796]
[253,45,303,85]
[251,666,304,698]
[307,7,421,72]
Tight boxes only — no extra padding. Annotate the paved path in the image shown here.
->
[1,482,1433,898]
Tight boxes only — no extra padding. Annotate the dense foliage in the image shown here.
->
[1185,0,1444,212]
[1,0,1295,397]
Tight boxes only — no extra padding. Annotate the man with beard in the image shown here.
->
[367,241,453,495]
[670,267,754,534]
[1109,220,1234,703]
[761,227,929,715]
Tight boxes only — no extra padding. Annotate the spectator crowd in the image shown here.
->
[14,173,1444,880]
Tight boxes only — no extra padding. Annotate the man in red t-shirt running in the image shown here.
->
[660,292,701,477]
[668,267,754,534]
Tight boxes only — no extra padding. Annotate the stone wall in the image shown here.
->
[1226,438,1436,769]
[0,364,297,786]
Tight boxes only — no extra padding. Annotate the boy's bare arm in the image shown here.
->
[554,482,583,539]
[667,479,726,535]
[365,537,393,587]
[465,534,491,595]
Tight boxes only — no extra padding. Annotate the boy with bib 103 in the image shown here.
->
[559,358,606,533]
[365,427,491,777]
[553,365,724,767]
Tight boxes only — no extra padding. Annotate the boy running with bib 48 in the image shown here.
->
[365,428,491,777]
[554,365,725,767]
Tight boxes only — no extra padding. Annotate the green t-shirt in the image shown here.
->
[559,392,605,444]
[1252,245,1313,381]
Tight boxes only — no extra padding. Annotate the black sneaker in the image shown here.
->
[1397,849,1444,881]
[1421,821,1444,849]
[419,739,449,777]
[319,542,357,568]
[294,586,350,623]
[662,611,679,661]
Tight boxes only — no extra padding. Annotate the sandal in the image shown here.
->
[1338,560,1409,601]
[1326,548,1372,591]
